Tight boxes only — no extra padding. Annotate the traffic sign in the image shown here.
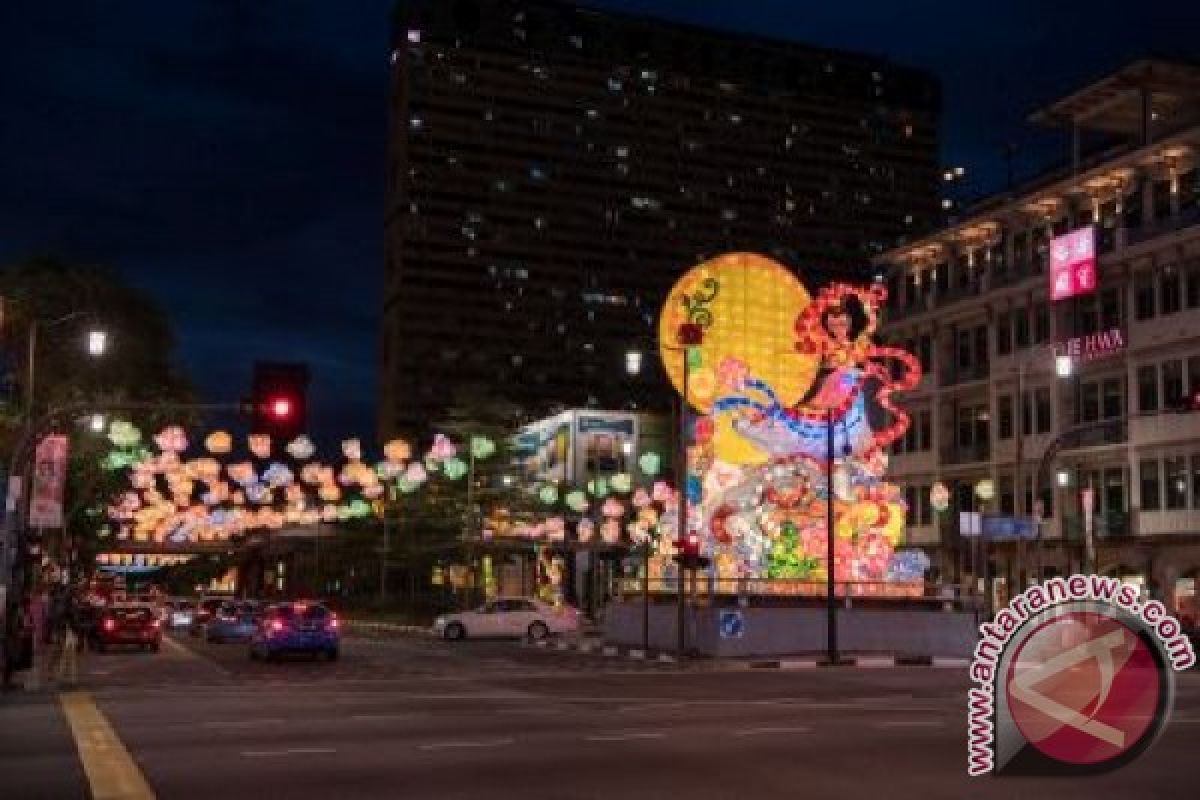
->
[719,609,745,639]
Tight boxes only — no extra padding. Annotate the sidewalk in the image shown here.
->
[0,690,88,799]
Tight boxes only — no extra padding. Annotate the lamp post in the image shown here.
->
[825,409,839,665]
[625,350,653,653]
[664,325,702,658]
[3,313,108,594]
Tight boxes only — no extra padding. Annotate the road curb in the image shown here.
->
[348,621,432,637]
[520,637,681,666]
[745,655,970,669]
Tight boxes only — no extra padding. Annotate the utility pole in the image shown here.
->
[676,350,689,657]
[825,409,839,665]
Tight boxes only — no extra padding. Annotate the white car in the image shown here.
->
[434,598,579,641]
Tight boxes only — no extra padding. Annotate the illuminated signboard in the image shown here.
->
[1049,226,1097,302]
[1055,327,1125,362]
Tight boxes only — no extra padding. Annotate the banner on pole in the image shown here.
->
[29,434,69,528]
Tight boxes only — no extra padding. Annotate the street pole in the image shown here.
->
[380,490,390,602]
[641,539,650,653]
[677,348,689,657]
[825,409,839,665]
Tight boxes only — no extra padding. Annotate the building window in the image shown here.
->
[1104,468,1125,515]
[1014,309,1030,349]
[1164,359,1185,409]
[998,395,1013,439]
[1189,356,1200,396]
[999,476,1015,515]
[1187,262,1200,309]
[1021,391,1033,436]
[1138,365,1159,412]
[919,410,932,451]
[1135,273,1156,320]
[1081,381,1100,423]
[1162,266,1182,315]
[1102,377,1123,419]
[918,334,933,374]
[1100,287,1122,329]
[904,486,917,519]
[918,486,932,526]
[1191,454,1200,510]
[1035,387,1051,433]
[1140,459,1162,511]
[956,329,972,370]
[996,311,1012,356]
[1166,456,1189,509]
[1033,303,1050,344]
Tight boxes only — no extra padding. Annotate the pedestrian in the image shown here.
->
[27,583,54,690]
[56,591,82,688]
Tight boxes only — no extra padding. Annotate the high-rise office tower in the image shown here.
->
[382,0,940,438]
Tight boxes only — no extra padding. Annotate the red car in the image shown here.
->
[91,604,162,652]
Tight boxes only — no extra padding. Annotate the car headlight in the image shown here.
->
[433,617,446,628]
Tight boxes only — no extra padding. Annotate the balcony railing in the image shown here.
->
[1060,419,1127,449]
[941,362,990,386]
[941,440,991,465]
[1061,511,1131,541]
[1126,204,1200,248]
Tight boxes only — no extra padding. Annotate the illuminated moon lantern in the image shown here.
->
[655,252,929,594]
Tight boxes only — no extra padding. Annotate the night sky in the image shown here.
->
[2,1,1195,441]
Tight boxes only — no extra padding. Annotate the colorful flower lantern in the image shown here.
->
[286,436,316,460]
[248,434,271,459]
[383,438,411,463]
[538,485,559,506]
[610,473,632,494]
[638,451,662,477]
[342,438,362,461]
[204,430,232,455]
[470,435,496,460]
[154,426,188,453]
[442,457,468,481]
[565,490,588,513]
[108,420,142,449]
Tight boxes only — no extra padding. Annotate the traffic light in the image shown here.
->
[250,362,309,440]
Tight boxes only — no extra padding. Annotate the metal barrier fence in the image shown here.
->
[616,577,980,610]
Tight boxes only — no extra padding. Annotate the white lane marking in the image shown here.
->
[496,707,559,715]
[418,738,515,751]
[204,719,284,729]
[874,720,944,729]
[241,748,336,758]
[584,732,666,742]
[734,726,812,737]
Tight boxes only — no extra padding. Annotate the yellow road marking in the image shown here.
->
[60,691,156,800]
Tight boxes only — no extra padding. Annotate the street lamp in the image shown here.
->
[89,413,106,433]
[1056,469,1071,488]
[87,328,108,357]
[1055,355,1073,378]
[625,350,642,376]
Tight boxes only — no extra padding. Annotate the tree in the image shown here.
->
[1,256,195,569]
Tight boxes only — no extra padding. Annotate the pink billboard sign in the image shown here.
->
[1049,226,1096,301]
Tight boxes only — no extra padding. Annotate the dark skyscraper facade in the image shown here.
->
[382,0,941,438]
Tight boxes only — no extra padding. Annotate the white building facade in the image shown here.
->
[877,61,1200,623]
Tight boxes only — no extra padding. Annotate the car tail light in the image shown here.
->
[270,619,284,634]
[151,620,161,629]
[102,618,116,632]
[328,616,340,630]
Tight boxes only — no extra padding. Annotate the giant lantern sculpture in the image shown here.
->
[656,253,930,596]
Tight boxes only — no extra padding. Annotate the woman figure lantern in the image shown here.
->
[716,282,921,465]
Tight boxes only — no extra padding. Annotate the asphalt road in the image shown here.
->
[4,631,1199,799]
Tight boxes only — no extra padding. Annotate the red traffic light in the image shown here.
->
[268,397,292,419]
